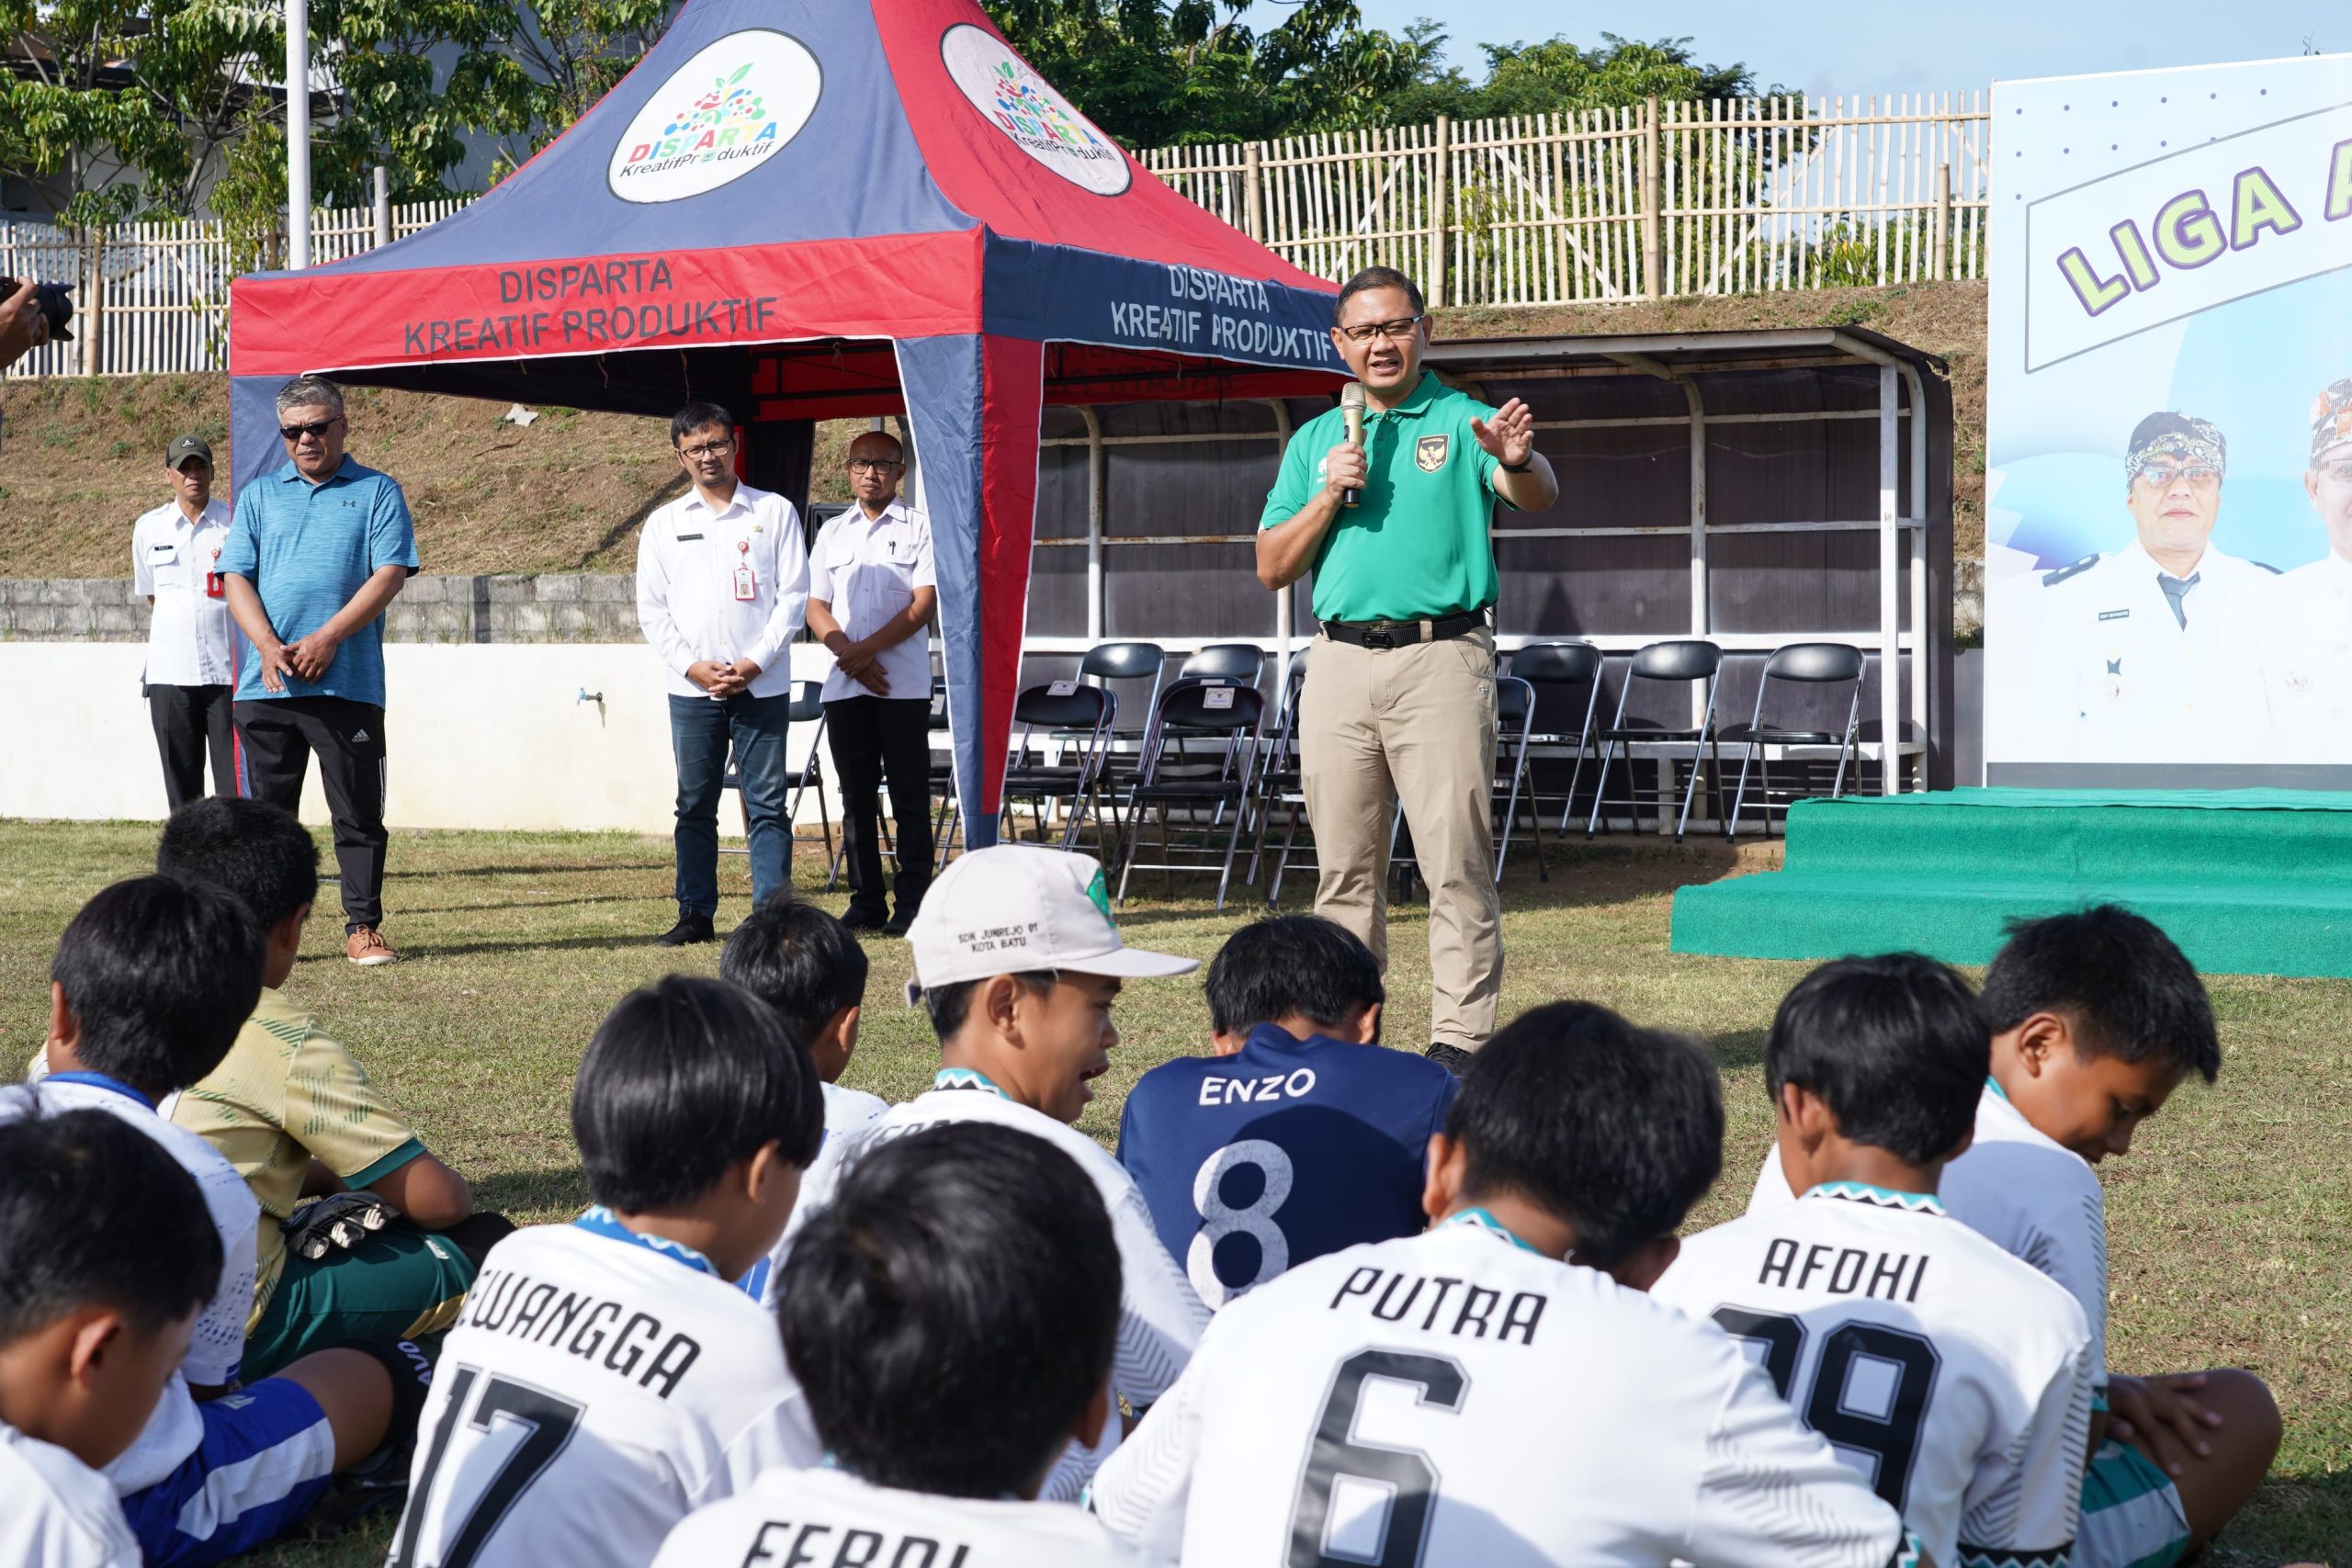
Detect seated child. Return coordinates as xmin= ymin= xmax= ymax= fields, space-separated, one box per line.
xmin=1119 ymin=913 xmax=1456 ymax=1306
xmin=384 ymin=975 xmax=827 ymax=1568
xmin=1747 ymin=908 xmax=2280 ymax=1568
xmin=9 ymin=874 xmax=416 ymax=1568
xmin=154 ymin=796 xmax=508 ymax=1379
xmin=0 ymin=1109 xmax=224 ymax=1568
xmin=719 ymin=893 xmax=888 ymax=1136
xmin=1654 ymin=953 xmax=2096 ymax=1568
xmin=657 ymin=1122 xmax=1158 ymax=1565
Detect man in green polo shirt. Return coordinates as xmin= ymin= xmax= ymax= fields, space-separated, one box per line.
xmin=1258 ymin=265 xmax=1558 ymax=1072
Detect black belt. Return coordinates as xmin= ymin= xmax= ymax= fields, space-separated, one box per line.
xmin=1319 ymin=611 xmax=1486 ymax=650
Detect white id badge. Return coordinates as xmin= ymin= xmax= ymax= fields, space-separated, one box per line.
xmin=732 ymin=565 xmax=757 ymax=602
xmin=1204 ymin=685 xmax=1236 ymax=710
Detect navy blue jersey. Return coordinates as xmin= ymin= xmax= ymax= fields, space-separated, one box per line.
xmin=1116 ymin=1026 xmax=1458 ymax=1308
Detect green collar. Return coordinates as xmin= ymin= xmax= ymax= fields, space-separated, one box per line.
xmin=1984 ymin=1075 xmax=2012 ymax=1102
xmin=1369 ymin=370 xmax=1442 ymax=421
xmin=1442 ymin=1207 xmax=1541 ymax=1253
xmin=933 ymin=1066 xmax=1010 ymax=1100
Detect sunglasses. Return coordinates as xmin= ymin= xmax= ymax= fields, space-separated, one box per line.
xmin=279 ymin=418 xmax=341 ymax=443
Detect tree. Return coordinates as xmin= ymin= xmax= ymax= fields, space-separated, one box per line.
xmin=447 ymin=0 xmax=676 ymax=179
xmin=1381 ymin=28 xmax=1775 ymax=125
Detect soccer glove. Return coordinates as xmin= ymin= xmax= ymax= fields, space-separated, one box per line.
xmin=282 ymin=1191 xmax=395 ymax=1259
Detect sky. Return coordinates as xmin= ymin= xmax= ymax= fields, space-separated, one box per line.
xmin=1243 ymin=0 xmax=2340 ymax=102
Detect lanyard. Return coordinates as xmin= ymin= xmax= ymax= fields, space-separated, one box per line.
xmin=44 ymin=1071 xmax=157 ymax=1111
xmin=933 ymin=1067 xmax=1010 ymax=1100
xmin=571 ymin=1204 xmax=721 ymax=1279
xmin=1441 ymin=1207 xmax=1539 ymax=1253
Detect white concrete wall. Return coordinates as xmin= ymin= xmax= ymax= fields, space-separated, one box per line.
xmin=0 ymin=642 xmax=845 ymax=834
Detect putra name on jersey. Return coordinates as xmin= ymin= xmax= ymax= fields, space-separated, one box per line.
xmin=458 ymin=1266 xmax=703 ymax=1397
xmin=1332 ymin=1267 xmax=1546 ymax=1345
xmin=1759 ymin=1238 xmax=1930 ymax=1303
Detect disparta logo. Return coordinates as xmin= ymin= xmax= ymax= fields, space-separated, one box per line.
xmin=940 ymin=23 xmax=1129 ymax=197
xmin=608 ymin=30 xmax=821 ymax=204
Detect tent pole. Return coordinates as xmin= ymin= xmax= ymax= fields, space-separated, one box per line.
xmin=286 ymin=0 xmax=310 ymax=269
xmin=1269 ymin=400 xmax=1295 ymax=692
xmin=1878 ymin=363 xmax=1900 ymax=795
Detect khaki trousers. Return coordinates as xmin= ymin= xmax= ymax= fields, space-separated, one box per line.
xmin=1300 ymin=627 xmax=1502 ymax=1050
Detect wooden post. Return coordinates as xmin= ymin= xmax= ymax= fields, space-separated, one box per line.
xmin=1548 ymin=114 xmax=1569 ymax=302
xmin=1428 ymin=115 xmax=1449 ymax=310
xmin=1931 ymin=160 xmax=1952 ymax=281
xmin=1640 ymin=95 xmax=1663 ymax=299
xmin=79 ymin=231 xmax=101 ymax=377
xmin=1243 ymin=143 xmax=1264 ymax=242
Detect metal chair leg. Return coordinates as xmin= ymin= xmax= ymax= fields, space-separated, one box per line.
xmin=1728 ymin=742 xmax=1756 ymax=840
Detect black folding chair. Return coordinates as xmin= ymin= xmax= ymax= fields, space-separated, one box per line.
xmin=1178 ymin=642 xmax=1267 ymax=690
xmin=1115 ymin=678 xmax=1267 ymax=912
xmin=1250 ymin=660 xmax=1312 ymax=903
xmin=1492 ymin=673 xmax=1548 ymax=880
xmin=1585 ymin=639 xmax=1725 ymax=844
xmin=724 ymin=679 xmax=831 ymax=868
xmin=1505 ymin=640 xmax=1605 ymax=836
xmin=1724 ymin=642 xmax=1865 ymax=839
xmin=1069 ymin=641 xmax=1165 ymax=784
xmin=1000 ymin=682 xmax=1118 ymax=854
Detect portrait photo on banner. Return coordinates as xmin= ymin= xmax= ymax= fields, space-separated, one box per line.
xmin=1984 ymin=51 xmax=2352 ymax=778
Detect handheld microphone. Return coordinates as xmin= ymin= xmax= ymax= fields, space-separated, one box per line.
xmin=1339 ymin=382 xmax=1366 ymax=510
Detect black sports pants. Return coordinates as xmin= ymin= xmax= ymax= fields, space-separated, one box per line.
xmin=147 ymin=682 xmax=235 ymax=812
xmin=824 ymin=695 xmax=934 ymax=923
xmin=233 ymin=696 xmax=390 ymax=931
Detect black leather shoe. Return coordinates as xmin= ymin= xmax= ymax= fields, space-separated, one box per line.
xmin=884 ymin=911 xmax=917 ymax=937
xmin=1425 ymin=1043 xmax=1475 ymax=1077
xmin=655 ymin=913 xmax=715 ymax=947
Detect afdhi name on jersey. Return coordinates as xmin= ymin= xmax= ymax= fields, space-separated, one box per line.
xmin=456 ymin=1264 xmax=704 ymax=1396
xmin=1655 ymin=1183 xmax=2094 ymax=1568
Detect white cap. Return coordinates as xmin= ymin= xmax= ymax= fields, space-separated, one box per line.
xmin=906 ymin=845 xmax=1198 ymax=993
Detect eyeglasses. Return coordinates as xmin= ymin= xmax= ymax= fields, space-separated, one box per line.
xmin=846 ymin=458 xmax=902 ymax=474
xmin=278 ymin=418 xmax=340 ymax=443
xmin=2317 ymin=460 xmax=2352 ymax=485
xmin=1338 ymin=316 xmax=1425 ymax=344
xmin=679 ymin=439 xmax=734 ymax=460
xmin=2134 ymin=464 xmax=2220 ymax=489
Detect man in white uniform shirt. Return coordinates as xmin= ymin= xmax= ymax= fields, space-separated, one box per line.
xmin=763 ymin=844 xmax=1208 ymax=1500
xmin=808 ymin=429 xmax=937 ymax=934
xmin=636 ymin=401 xmax=810 ymax=946
xmin=2013 ymin=412 xmax=2276 ymax=761
xmin=132 ymin=434 xmax=236 ymax=809
xmin=1090 ymin=1001 xmax=1911 ymax=1568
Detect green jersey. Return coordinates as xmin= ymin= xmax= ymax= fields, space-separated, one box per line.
xmin=1261 ymin=370 xmax=1515 ymax=623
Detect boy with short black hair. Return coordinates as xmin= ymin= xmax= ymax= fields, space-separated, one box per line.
xmin=769 ymin=844 xmax=1207 ymax=1500
xmin=656 ymin=1122 xmax=1157 ymax=1564
xmin=8 ymin=875 xmax=408 ymax=1568
xmin=153 ymin=795 xmax=505 ymax=1379
xmin=386 ymin=976 xmax=827 ymax=1568
xmin=0 ymin=1110 xmax=224 ymax=1567
xmin=1747 ymin=907 xmax=2279 ymax=1568
xmin=1119 ymin=913 xmax=1456 ymax=1307
xmin=1656 ymin=954 xmax=2096 ymax=1568
xmin=719 ymin=893 xmax=887 ymax=1135
xmin=1091 ymin=1000 xmax=1908 ymax=1565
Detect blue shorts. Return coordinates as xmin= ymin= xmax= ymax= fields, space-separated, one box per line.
xmin=119 ymin=1379 xmax=337 ymax=1567
xmin=2076 ymin=1438 xmax=2192 ymax=1568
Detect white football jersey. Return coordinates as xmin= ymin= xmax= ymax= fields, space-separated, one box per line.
xmin=654 ymin=1464 xmax=1161 ymax=1567
xmin=385 ymin=1213 xmax=820 ymax=1568
xmin=766 ymin=1078 xmax=1208 ymax=1501
xmin=1089 ymin=1213 xmax=1905 ymax=1567
xmin=821 ymin=1079 xmax=888 ymax=1138
xmin=1655 ymin=1182 xmax=2095 ymax=1568
xmin=1749 ymin=1083 xmax=2110 ymax=1392
xmin=0 ymin=1078 xmax=258 ymax=1495
xmin=0 ymin=1421 xmax=138 ymax=1568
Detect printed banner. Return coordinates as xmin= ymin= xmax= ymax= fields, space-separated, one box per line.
xmin=1986 ymin=54 xmax=2352 ymax=773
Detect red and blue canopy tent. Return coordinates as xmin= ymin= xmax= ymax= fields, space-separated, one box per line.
xmin=229 ymin=0 xmax=1342 ymax=845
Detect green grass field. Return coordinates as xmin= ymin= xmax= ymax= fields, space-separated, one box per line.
xmin=3 ymin=818 xmax=2346 ymax=1565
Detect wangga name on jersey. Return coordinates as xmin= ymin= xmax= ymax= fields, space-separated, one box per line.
xmin=458 ymin=1265 xmax=702 ymax=1397
xmin=1329 ymin=1263 xmax=1547 ymax=1345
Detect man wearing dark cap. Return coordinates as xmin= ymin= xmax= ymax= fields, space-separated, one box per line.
xmin=132 ymin=434 xmax=236 ymax=809
xmin=2208 ymin=379 xmax=2352 ymax=763
xmin=2017 ymin=411 xmax=2276 ymax=760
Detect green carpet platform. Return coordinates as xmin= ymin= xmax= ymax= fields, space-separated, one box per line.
xmin=1670 ymin=788 xmax=2352 ymax=977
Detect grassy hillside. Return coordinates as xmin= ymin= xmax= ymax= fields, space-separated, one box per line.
xmin=0 ymin=281 xmax=1987 ymax=579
